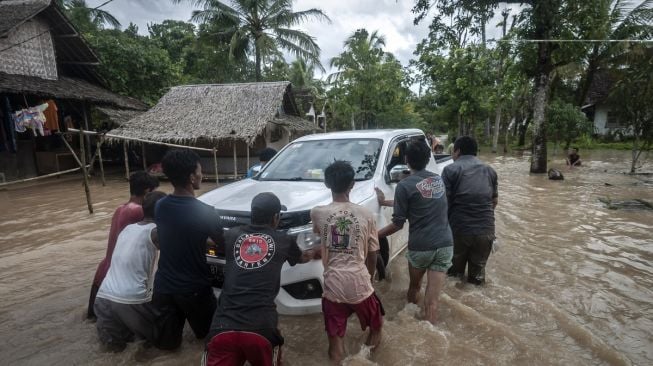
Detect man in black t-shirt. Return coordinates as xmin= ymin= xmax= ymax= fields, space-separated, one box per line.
xmin=152 ymin=150 xmax=224 ymax=350
xmin=204 ymin=192 xmax=317 ymax=366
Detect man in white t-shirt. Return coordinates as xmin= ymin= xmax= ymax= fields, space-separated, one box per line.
xmin=94 ymin=191 xmax=166 ymax=351
xmin=311 ymin=160 xmax=383 ymax=364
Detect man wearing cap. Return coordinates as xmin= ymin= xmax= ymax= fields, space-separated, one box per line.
xmin=204 ymin=192 xmax=318 ymax=366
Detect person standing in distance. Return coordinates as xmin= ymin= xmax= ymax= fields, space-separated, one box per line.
xmin=442 ymin=136 xmax=498 ymax=285
xmin=153 ymin=150 xmax=224 ymax=350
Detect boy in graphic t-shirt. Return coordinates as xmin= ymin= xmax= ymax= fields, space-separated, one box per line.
xmin=310 ymin=160 xmax=383 ymax=365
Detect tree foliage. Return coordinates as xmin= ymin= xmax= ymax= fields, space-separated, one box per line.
xmin=174 ymin=0 xmax=330 ymax=81
xmin=327 ymin=29 xmax=424 ymax=131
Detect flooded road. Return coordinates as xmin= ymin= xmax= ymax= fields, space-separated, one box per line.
xmin=0 ymin=150 xmax=651 ymax=365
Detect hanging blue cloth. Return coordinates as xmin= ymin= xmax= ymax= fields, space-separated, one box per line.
xmin=2 ymin=96 xmax=17 ymax=152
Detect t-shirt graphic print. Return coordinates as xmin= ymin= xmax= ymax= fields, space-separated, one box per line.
xmin=415 ymin=175 xmax=445 ymax=199
xmin=234 ymin=233 xmax=276 ymax=269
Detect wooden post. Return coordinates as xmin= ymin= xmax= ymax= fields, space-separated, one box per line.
xmin=246 ymin=144 xmax=250 ymax=170
xmin=233 ymin=141 xmax=237 ymax=180
xmin=141 ymin=143 xmax=147 ymax=171
xmin=213 ymin=147 xmax=219 ymax=186
xmin=123 ymin=142 xmax=130 ymax=180
xmin=97 ymin=138 xmax=105 ymax=186
xmin=79 ymin=128 xmax=93 ymax=214
xmin=82 ymin=103 xmax=91 ymax=162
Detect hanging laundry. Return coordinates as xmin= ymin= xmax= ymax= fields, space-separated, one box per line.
xmin=43 ymin=99 xmax=59 ymax=131
xmin=14 ymin=103 xmax=48 ymax=136
xmin=2 ymin=96 xmax=17 ymax=152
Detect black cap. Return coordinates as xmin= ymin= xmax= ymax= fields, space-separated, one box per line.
xmin=251 ymin=192 xmax=286 ymax=223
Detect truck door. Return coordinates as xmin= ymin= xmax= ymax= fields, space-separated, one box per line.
xmin=378 ymin=136 xmax=414 ymax=258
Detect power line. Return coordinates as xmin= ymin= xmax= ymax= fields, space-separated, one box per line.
xmin=492 ymin=39 xmax=653 ymax=43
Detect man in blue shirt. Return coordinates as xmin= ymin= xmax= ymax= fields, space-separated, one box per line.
xmin=153 ymin=149 xmax=224 ymax=350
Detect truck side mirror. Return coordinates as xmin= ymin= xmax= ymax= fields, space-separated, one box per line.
xmin=389 ymin=164 xmax=410 ymax=183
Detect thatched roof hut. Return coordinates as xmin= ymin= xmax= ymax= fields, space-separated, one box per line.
xmin=109 ymin=81 xmax=313 ymax=145
xmin=0 ymin=0 xmax=145 ymax=110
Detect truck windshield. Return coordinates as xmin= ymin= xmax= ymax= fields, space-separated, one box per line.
xmin=258 ymin=139 xmax=383 ymax=181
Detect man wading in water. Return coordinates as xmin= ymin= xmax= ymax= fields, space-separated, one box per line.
xmin=152 ymin=150 xmax=224 ymax=350
xmin=311 ymin=161 xmax=384 ymax=365
xmin=377 ymin=140 xmax=453 ymax=325
xmin=204 ymin=192 xmax=318 ymax=366
xmin=87 ymin=171 xmax=159 ymax=320
xmin=442 ymin=136 xmax=498 ymax=285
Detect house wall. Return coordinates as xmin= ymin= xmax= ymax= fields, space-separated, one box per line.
xmin=593 ymin=105 xmax=609 ymax=135
xmin=593 ymin=104 xmax=631 ymax=136
xmin=264 ymin=122 xmax=290 ymax=151
xmin=0 ymin=19 xmax=58 ymax=80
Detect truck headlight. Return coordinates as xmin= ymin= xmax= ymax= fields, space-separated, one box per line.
xmin=287 ymin=224 xmax=321 ymax=251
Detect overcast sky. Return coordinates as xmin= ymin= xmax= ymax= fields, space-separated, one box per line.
xmin=87 ymin=0 xmax=516 ymax=80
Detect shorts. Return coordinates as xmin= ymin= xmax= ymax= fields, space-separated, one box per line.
xmin=321 ymin=293 xmax=384 ymax=338
xmin=203 ymin=331 xmax=282 ymax=366
xmin=94 ymin=297 xmax=159 ymax=349
xmin=151 ymin=286 xmax=217 ymax=350
xmin=405 ymin=246 xmax=453 ymax=272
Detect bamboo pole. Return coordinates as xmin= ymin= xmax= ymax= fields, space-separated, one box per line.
xmin=246 ymin=144 xmax=250 ymax=170
xmin=141 ymin=143 xmax=147 ymax=171
xmin=79 ymin=128 xmax=93 ymax=214
xmin=123 ymin=143 xmax=130 ymax=180
xmin=213 ymin=147 xmax=219 ymax=186
xmin=82 ymin=104 xmax=91 ymax=162
xmin=67 ymin=129 xmax=213 ymax=152
xmin=59 ymin=134 xmax=84 ymax=168
xmin=0 ymin=165 xmax=90 ymax=187
xmin=233 ymin=142 xmax=237 ymax=181
xmin=97 ymin=138 xmax=106 ymax=186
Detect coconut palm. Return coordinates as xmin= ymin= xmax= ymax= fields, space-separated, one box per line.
xmin=328 ymin=29 xmax=386 ymax=83
xmin=175 ymin=0 xmax=330 ymax=81
xmin=576 ymin=0 xmax=653 ymax=106
xmin=57 ymin=0 xmax=121 ymax=30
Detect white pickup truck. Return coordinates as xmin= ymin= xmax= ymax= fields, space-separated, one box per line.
xmin=199 ymin=129 xmax=453 ymax=315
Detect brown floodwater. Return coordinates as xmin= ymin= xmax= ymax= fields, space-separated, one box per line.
xmin=0 ymin=150 xmax=651 ymax=366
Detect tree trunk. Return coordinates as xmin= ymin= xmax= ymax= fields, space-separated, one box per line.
xmin=530 ymin=71 xmax=552 ymax=173
xmin=255 ymin=43 xmax=261 ymax=82
xmin=492 ymin=105 xmax=501 ymax=153
xmin=529 ymin=0 xmax=558 ymax=174
xmin=576 ymin=44 xmax=600 ymax=107
xmin=518 ymin=117 xmax=530 ymax=147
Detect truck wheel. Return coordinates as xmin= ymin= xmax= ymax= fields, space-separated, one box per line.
xmin=376 ymin=238 xmax=390 ymax=281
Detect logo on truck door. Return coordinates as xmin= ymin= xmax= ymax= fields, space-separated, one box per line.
xmin=234 ymin=233 xmax=276 ymax=269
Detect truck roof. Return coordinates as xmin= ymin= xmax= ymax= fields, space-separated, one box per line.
xmin=293 ymin=129 xmax=425 ymax=142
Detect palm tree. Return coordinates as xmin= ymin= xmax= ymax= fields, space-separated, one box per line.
xmin=175 ymin=0 xmax=330 ymax=81
xmin=328 ymin=29 xmax=386 ymax=83
xmin=576 ymin=0 xmax=653 ymax=106
xmin=57 ymin=0 xmax=121 ymax=30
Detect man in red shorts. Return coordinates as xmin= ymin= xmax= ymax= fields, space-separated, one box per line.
xmin=311 ymin=160 xmax=383 ymax=365
xmin=204 ymin=192 xmax=317 ymax=366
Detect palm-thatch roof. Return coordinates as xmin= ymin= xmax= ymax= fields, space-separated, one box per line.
xmin=109 ymin=82 xmax=313 ymax=144
xmin=0 ymin=0 xmax=49 ymax=36
xmin=95 ymin=106 xmax=144 ymax=126
xmin=0 ymin=72 xmax=147 ymax=110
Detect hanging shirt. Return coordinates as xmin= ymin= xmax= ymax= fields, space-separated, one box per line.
xmin=311 ymin=201 xmax=379 ymax=304
xmin=43 ymin=100 xmax=59 ymax=131
xmin=96 ymin=223 xmax=158 ymax=304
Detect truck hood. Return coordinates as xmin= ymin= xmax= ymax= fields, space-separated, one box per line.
xmin=198 ymin=179 xmax=376 ymax=212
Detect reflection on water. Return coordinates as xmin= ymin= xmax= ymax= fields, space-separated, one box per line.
xmin=0 ymin=150 xmax=651 ymax=365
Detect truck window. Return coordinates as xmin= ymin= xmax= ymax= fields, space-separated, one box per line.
xmin=258 ymin=138 xmax=383 ymax=182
